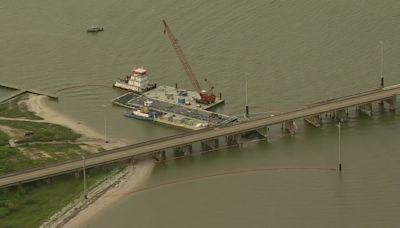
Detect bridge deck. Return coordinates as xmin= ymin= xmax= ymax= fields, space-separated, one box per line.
xmin=1 ymin=85 xmax=400 ymax=188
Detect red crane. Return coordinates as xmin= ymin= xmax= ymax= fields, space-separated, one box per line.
xmin=162 ymin=19 xmax=216 ymax=104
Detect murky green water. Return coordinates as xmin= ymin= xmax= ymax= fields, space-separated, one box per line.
xmin=1 ymin=0 xmax=400 ymax=227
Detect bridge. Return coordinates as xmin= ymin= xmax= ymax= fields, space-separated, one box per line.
xmin=0 ymin=85 xmax=399 ymax=188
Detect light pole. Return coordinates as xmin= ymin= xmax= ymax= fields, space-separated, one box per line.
xmin=244 ymin=72 xmax=249 ymax=118
xmin=337 ymin=121 xmax=342 ymax=172
xmin=82 ymin=154 xmax=88 ymax=199
xmin=380 ymin=41 xmax=384 ymax=88
xmin=103 ymin=104 xmax=108 ymax=143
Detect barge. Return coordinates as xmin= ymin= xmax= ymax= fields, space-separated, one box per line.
xmin=112 ymin=67 xmax=236 ymax=130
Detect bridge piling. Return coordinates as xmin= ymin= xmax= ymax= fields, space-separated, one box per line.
xmin=153 ymin=151 xmax=166 ymax=161
xmin=384 ymin=95 xmax=397 ymax=111
xmin=201 ymin=139 xmax=219 ymax=152
xmin=335 ymin=109 xmax=347 ymax=122
xmin=358 ymin=103 xmax=373 ymax=116
xmin=255 ymin=127 xmax=269 ymax=138
xmin=225 ymin=135 xmax=240 ymax=147
xmin=283 ymin=120 xmax=297 ymax=135
xmin=174 ymin=145 xmax=193 ymax=157
xmin=305 ymin=115 xmax=321 ymax=127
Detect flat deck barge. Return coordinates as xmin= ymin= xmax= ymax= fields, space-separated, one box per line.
xmin=113 ymin=85 xmax=236 ymax=130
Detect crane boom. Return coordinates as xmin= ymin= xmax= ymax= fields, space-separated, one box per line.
xmin=162 ymin=20 xmax=202 ymax=94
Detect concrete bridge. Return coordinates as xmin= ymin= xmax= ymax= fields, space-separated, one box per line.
xmin=0 ymin=85 xmax=399 ymax=188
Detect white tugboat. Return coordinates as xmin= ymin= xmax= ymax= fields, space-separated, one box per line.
xmin=113 ymin=67 xmax=156 ymax=94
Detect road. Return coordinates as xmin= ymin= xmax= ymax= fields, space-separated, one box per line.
xmin=0 ymin=85 xmax=399 ymax=188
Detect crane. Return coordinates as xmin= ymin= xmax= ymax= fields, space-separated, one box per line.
xmin=162 ymin=19 xmax=216 ymax=104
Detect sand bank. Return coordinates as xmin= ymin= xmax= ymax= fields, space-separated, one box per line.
xmin=25 ymin=94 xmax=126 ymax=150
xmin=62 ymin=159 xmax=155 ymax=228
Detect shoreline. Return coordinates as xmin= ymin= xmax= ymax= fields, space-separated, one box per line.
xmin=25 ymin=94 xmax=127 ymax=150
xmin=63 ymin=159 xmax=155 ymax=228
xmin=24 ymin=94 xmax=156 ymax=227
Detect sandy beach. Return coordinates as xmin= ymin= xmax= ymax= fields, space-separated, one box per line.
xmin=24 ymin=94 xmax=156 ymax=227
xmin=25 ymin=94 xmax=126 ymax=150
xmin=63 ymin=159 xmax=155 ymax=228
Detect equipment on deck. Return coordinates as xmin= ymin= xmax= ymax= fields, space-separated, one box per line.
xmin=162 ymin=19 xmax=216 ymax=104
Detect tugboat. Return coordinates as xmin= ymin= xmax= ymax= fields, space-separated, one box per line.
xmin=114 ymin=67 xmax=156 ymax=93
xmin=87 ymin=25 xmax=104 ymax=33
xmin=124 ymin=101 xmax=159 ymax=121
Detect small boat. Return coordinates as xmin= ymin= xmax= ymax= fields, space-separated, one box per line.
xmin=87 ymin=25 xmax=104 ymax=33
xmin=124 ymin=109 xmax=155 ymax=121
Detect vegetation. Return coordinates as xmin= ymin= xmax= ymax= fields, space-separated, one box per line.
xmin=0 ymin=166 xmax=120 ymax=228
xmin=0 ymin=120 xmax=81 ymax=143
xmin=0 ymin=94 xmax=118 ymax=228
xmin=0 ymin=147 xmax=39 ymax=175
xmin=0 ymin=94 xmax=42 ymax=120
xmin=21 ymin=143 xmax=84 ymax=160
xmin=0 ymin=130 xmax=9 ymax=146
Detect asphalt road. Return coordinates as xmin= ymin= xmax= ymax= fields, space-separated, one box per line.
xmin=1 ymin=86 xmax=399 ymax=188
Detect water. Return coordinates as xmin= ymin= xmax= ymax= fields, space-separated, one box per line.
xmin=1 ymin=0 xmax=400 ymax=227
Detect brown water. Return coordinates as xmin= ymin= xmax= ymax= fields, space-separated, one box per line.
xmin=1 ymin=0 xmax=400 ymax=227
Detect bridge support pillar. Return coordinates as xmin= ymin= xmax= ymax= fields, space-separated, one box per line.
xmin=161 ymin=150 xmax=167 ymax=160
xmin=384 ymin=95 xmax=397 ymax=111
xmin=201 ymin=139 xmax=219 ymax=152
xmin=358 ymin=103 xmax=373 ymax=116
xmin=225 ymin=135 xmax=241 ymax=147
xmin=176 ymin=145 xmax=193 ymax=156
xmin=282 ymin=120 xmax=297 ymax=135
xmin=255 ymin=126 xmax=269 ymax=139
xmin=304 ymin=115 xmax=321 ymax=127
xmin=153 ymin=151 xmax=167 ymax=161
xmin=335 ymin=109 xmax=347 ymax=122
xmin=173 ymin=147 xmax=185 ymax=157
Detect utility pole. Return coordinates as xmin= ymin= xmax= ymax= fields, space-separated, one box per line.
xmin=380 ymin=41 xmax=384 ymax=88
xmin=82 ymin=154 xmax=88 ymax=199
xmin=338 ymin=121 xmax=342 ymax=172
xmin=103 ymin=104 xmax=108 ymax=143
xmin=245 ymin=73 xmax=249 ymax=118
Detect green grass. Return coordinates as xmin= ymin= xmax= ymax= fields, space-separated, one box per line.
xmin=0 ymin=144 xmax=87 ymax=175
xmin=0 ymin=120 xmax=81 ymax=143
xmin=0 ymin=144 xmax=89 ymax=175
xmin=0 ymin=147 xmax=40 ymax=175
xmin=22 ymin=143 xmax=84 ymax=160
xmin=0 ymin=94 xmax=42 ymax=120
xmin=0 ymin=130 xmax=9 ymax=146
xmin=0 ymin=166 xmax=122 ymax=228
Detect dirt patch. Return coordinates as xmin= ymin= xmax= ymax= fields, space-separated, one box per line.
xmin=0 ymin=125 xmax=25 ymax=140
xmin=79 ymin=144 xmax=100 ymax=154
xmin=19 ymin=147 xmax=53 ymax=160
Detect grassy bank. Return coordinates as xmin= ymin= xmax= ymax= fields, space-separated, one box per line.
xmin=0 ymin=147 xmax=38 ymax=175
xmin=0 ymin=94 xmax=42 ymax=120
xmin=0 ymin=166 xmax=122 ymax=228
xmin=0 ymin=120 xmax=81 ymax=143
xmin=0 ymin=94 xmax=122 ymax=227
xmin=0 ymin=131 xmax=9 ymax=146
